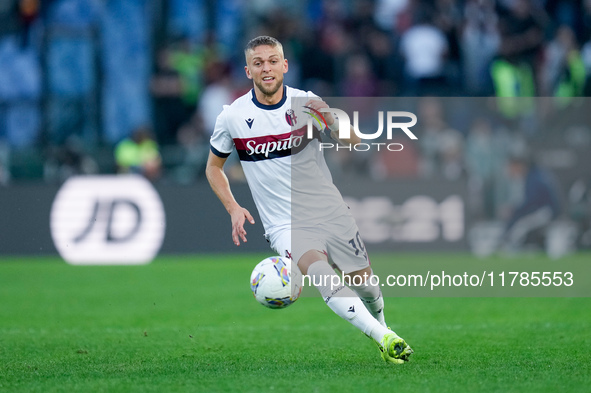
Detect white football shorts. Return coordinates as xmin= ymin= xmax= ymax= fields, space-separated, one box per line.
xmin=265 ymin=214 xmax=370 ymax=274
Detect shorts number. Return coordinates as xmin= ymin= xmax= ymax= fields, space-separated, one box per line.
xmin=348 ymin=231 xmax=367 ymax=260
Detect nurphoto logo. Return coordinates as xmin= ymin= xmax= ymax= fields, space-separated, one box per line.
xmin=305 ymin=107 xmax=418 ymax=151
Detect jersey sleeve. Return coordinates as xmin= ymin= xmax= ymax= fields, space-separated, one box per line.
xmin=210 ymin=106 xmax=234 ymax=158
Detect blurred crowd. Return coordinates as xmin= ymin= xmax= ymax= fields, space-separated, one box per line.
xmin=0 ymin=0 xmax=590 ymax=252
xmin=0 ymin=1 xmax=591 ymax=217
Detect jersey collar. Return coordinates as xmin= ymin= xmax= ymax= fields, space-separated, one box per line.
xmin=251 ymin=85 xmax=287 ymax=110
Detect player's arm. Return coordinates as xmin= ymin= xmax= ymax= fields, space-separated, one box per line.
xmin=205 ymin=151 xmax=255 ymax=246
xmin=329 ymin=123 xmax=360 ymax=146
xmin=304 ymin=99 xmax=361 ymax=145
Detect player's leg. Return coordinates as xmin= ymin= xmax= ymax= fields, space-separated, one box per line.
xmin=298 ymin=250 xmax=391 ymax=342
xmin=298 ymin=250 xmax=411 ymax=363
xmin=344 ymin=266 xmax=413 ymax=363
xmin=345 ymin=265 xmax=387 ymax=327
xmin=323 ymin=220 xmax=388 ymax=328
xmin=324 ymin=219 xmax=413 ymax=363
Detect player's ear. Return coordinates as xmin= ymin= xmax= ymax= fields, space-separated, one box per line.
xmin=245 ymin=65 xmax=252 ymax=80
xmin=283 ymin=59 xmax=288 ymax=74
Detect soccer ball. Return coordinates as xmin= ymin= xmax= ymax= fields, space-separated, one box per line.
xmin=250 ymin=256 xmax=302 ymax=309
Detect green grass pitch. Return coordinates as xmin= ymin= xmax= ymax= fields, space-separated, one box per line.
xmin=0 ymin=253 xmax=590 ymax=392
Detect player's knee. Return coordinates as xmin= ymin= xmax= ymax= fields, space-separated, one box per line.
xmin=297 ymin=249 xmax=328 ymax=275
xmin=345 ymin=266 xmax=373 ymax=285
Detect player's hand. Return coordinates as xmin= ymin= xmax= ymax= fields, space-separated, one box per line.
xmin=304 ymin=99 xmax=335 ymax=127
xmin=229 ymin=206 xmax=255 ymax=246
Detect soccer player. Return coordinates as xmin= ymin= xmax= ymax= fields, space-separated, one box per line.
xmin=205 ymin=36 xmax=413 ymax=364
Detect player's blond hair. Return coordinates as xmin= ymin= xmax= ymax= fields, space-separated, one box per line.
xmin=244 ymin=36 xmax=284 ymax=58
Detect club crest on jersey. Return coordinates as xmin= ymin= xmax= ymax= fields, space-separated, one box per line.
xmin=285 ymin=109 xmax=297 ymax=126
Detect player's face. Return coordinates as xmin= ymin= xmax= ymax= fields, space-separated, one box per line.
xmin=245 ymin=45 xmax=288 ymax=97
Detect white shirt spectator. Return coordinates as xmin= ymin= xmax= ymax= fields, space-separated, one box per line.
xmin=400 ymin=24 xmax=448 ymax=79
xmin=374 ymin=0 xmax=408 ymax=31
xmin=199 ymin=81 xmax=234 ymax=135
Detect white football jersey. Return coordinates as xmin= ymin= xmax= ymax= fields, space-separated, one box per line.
xmin=210 ymin=85 xmax=350 ymax=233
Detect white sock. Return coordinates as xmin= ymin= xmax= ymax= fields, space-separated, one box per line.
xmin=307 ymin=261 xmax=391 ymax=342
xmin=350 ymin=277 xmax=387 ymax=327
